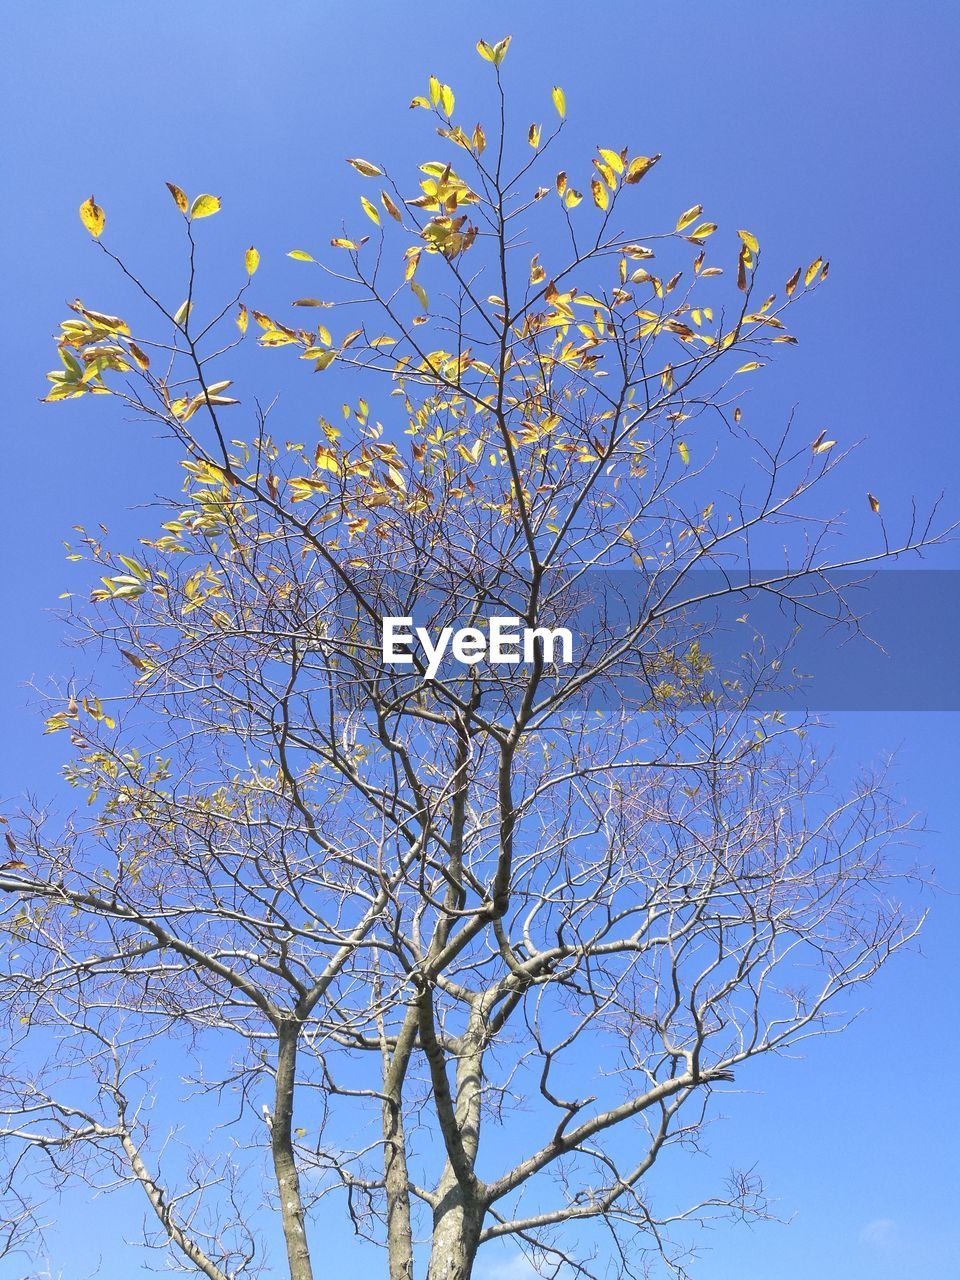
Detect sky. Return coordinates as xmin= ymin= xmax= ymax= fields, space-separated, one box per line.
xmin=2 ymin=2 xmax=960 ymax=1277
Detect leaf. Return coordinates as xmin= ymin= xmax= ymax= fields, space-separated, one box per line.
xmin=165 ymin=182 xmax=188 ymax=213
xmin=346 ymin=157 xmax=383 ymax=177
xmin=288 ymin=249 xmax=315 ymax=262
xmin=245 ymin=246 xmax=260 ymax=276
xmin=528 ymin=123 xmax=542 ymax=148
xmin=237 ymin=303 xmax=248 ymax=334
xmin=315 ymin=448 xmax=339 ymax=473
xmin=565 ymin=189 xmax=583 ymax=209
xmin=677 ymin=441 xmax=690 ymax=466
xmin=410 ymin=280 xmax=428 ymax=311
xmin=738 ymin=229 xmax=760 ymax=255
xmin=805 ymin=257 xmax=823 ymax=287
xmin=478 ymin=35 xmax=511 ymax=65
xmin=737 ymin=245 xmax=750 ymax=292
xmin=736 ymin=361 xmax=763 ymax=373
xmin=551 ymin=85 xmax=566 ymax=119
xmin=591 ymin=178 xmax=609 ymax=212
xmin=330 ymin=238 xmax=359 ymax=250
xmin=440 ymin=84 xmax=455 ymax=116
xmin=868 ymin=492 xmax=881 ymax=514
xmin=811 ymin=429 xmax=836 ymax=455
xmin=624 ymin=154 xmax=660 ymax=184
xmin=687 ymin=221 xmax=717 ymax=240
xmin=675 ymin=203 xmax=703 ymax=232
xmin=785 ymin=266 xmax=802 ymax=297
xmin=128 ymin=340 xmax=150 ymax=370
xmin=381 ymin=190 xmax=402 ymax=222
xmin=189 ymin=194 xmax=221 ymax=219
xmin=598 ymin=148 xmax=624 ymax=174
xmin=360 ymin=195 xmax=380 ymax=225
xmin=79 ymin=195 xmax=105 ymax=238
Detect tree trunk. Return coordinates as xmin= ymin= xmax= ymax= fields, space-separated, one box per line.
xmin=271 ymin=1023 xmax=315 ymax=1280
xmin=426 ymin=1179 xmax=483 ymax=1280
xmin=426 ymin=1018 xmax=484 ymax=1280
xmin=383 ymin=1092 xmax=415 ymax=1280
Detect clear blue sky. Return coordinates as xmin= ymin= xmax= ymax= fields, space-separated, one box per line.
xmin=2 ymin=3 xmax=959 ymax=1277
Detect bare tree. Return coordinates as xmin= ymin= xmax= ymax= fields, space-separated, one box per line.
xmin=0 ymin=37 xmax=943 ymax=1280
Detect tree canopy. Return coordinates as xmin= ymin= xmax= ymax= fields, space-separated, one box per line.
xmin=0 ymin=36 xmax=942 ymax=1280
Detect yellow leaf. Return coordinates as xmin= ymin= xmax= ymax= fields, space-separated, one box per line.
xmin=165 ymin=182 xmax=188 ymax=213
xmin=677 ymin=441 xmax=690 ymax=465
xmin=128 ymin=341 xmax=150 ymax=370
xmin=738 ymin=229 xmax=759 ymax=254
xmin=360 ymin=196 xmax=380 ymax=225
xmin=598 ymin=148 xmax=624 ymax=174
xmin=410 ymin=280 xmax=428 ymax=311
xmin=528 ymin=122 xmax=541 ymax=148
xmin=785 ymin=266 xmax=801 ymax=297
xmin=624 ymin=154 xmax=660 ymax=184
xmin=381 ymin=190 xmax=402 ymax=222
xmin=552 ymin=85 xmax=566 ymax=119
xmin=189 ymin=194 xmax=221 ymax=219
xmin=79 ymin=195 xmax=105 ymax=238
xmin=565 ymin=189 xmax=582 ymax=209
xmin=737 ymin=245 xmax=750 ymax=292
xmin=347 ymin=157 xmax=383 ymax=177
xmin=805 ymin=257 xmax=823 ymax=286
xmin=288 ymin=249 xmax=315 ymax=262
xmin=478 ymin=36 xmax=512 ymax=65
xmin=675 ymin=204 xmax=703 ymax=232
xmin=245 ymin=246 xmax=260 ymax=276
xmin=735 ymin=361 xmax=763 ymax=373
xmin=591 ymin=178 xmax=609 ymax=211
xmin=237 ymin=304 xmax=248 ymax=334
xmin=440 ymin=84 xmax=455 ymax=116
xmin=331 ymin=238 xmax=359 ymax=250
xmin=428 ymin=75 xmax=441 ymax=107
xmin=687 ymin=221 xmax=717 ymax=240
xmin=258 ymin=328 xmax=298 ymax=347
xmin=868 ymin=492 xmax=880 ymax=514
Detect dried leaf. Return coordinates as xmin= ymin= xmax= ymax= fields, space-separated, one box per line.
xmin=79 ymin=195 xmax=105 ymax=238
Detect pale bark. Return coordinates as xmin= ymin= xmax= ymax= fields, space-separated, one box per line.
xmin=426 ymin=1016 xmax=485 ymax=1280
xmin=426 ymin=1184 xmax=483 ymax=1280
xmin=382 ymin=1092 xmax=415 ymax=1280
xmin=271 ymin=1023 xmax=314 ymax=1280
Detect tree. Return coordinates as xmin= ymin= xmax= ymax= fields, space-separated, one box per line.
xmin=0 ymin=36 xmax=942 ymax=1280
